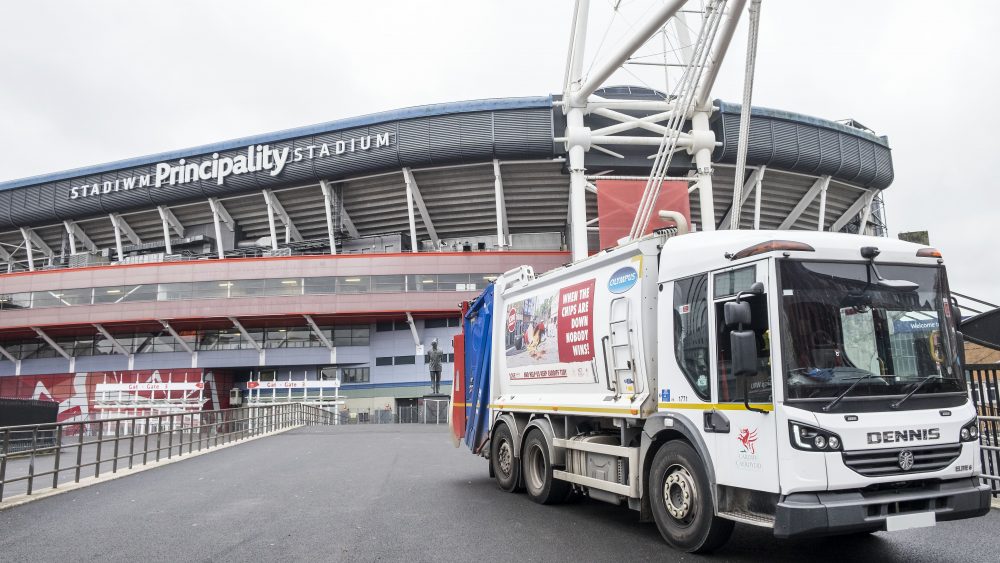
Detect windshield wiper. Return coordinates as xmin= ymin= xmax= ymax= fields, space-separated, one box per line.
xmin=822 ymin=373 xmax=879 ymax=412
xmin=890 ymin=375 xmax=936 ymax=409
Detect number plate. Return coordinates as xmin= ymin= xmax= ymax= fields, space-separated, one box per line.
xmin=885 ymin=511 xmax=936 ymax=532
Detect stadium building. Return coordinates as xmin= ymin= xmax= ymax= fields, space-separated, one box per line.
xmin=0 ymin=86 xmax=893 ymax=421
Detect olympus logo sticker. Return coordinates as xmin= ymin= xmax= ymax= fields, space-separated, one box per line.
xmin=608 ymin=266 xmax=638 ymax=294
xmin=69 ymin=133 xmax=393 ymax=200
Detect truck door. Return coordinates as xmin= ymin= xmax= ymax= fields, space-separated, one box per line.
xmin=708 ymin=261 xmax=780 ymax=493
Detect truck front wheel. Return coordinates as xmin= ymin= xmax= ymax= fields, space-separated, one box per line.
xmin=649 ymin=441 xmax=733 ymax=553
xmin=491 ymin=423 xmax=520 ymax=492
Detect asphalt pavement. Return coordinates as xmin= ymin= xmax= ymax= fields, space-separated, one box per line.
xmin=1 ymin=424 xmax=998 ymax=562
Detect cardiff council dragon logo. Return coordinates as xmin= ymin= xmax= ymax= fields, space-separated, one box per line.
xmin=737 ymin=427 xmax=758 ymax=454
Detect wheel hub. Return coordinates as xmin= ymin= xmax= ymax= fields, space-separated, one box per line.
xmin=663 ymin=465 xmax=696 ymax=521
xmin=498 ymin=441 xmax=512 ymax=476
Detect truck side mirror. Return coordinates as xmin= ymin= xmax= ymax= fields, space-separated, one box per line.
xmin=956 ymin=330 xmax=967 ymax=368
xmin=730 ymin=330 xmax=758 ymax=378
xmin=724 ymin=301 xmax=751 ymax=329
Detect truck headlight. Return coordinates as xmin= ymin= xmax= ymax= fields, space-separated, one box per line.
xmin=960 ymin=419 xmax=980 ymax=442
xmin=789 ymin=421 xmax=843 ymax=452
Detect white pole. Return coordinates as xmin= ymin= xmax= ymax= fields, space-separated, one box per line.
xmin=492 ymin=160 xmax=506 ymax=248
xmin=265 ymin=195 xmax=279 ymax=251
xmin=817 ymin=181 xmax=828 ymax=231
xmin=22 ymin=229 xmax=35 ymax=271
xmin=565 ymin=0 xmax=590 ymax=262
xmin=694 ymin=0 xmax=748 ymax=108
xmin=567 ymin=110 xmax=589 ymax=261
xmin=753 ymin=171 xmax=763 ymax=230
xmin=692 ymin=112 xmax=715 ymax=231
xmin=110 ymin=216 xmax=125 ymax=261
xmin=405 ymin=171 xmax=419 ymax=252
xmin=320 ymin=180 xmax=338 ymax=255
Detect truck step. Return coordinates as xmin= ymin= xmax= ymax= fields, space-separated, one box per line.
xmin=717 ymin=510 xmax=775 ymax=528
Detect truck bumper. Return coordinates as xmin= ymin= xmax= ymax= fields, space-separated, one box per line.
xmin=773 ymin=478 xmax=991 ymax=538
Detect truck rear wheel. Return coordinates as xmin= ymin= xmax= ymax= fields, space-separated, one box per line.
xmin=522 ymin=429 xmax=571 ymax=505
xmin=649 ymin=441 xmax=733 ymax=553
xmin=491 ymin=423 xmax=520 ymax=492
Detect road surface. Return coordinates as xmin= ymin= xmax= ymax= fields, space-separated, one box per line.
xmin=1 ymin=425 xmax=997 ymax=562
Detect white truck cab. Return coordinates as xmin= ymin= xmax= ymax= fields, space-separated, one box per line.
xmin=459 ymin=229 xmax=990 ymax=553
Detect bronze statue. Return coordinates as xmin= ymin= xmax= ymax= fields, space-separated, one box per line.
xmin=427 ymin=339 xmax=444 ymax=394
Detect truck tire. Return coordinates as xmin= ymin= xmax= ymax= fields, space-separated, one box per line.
xmin=522 ymin=429 xmax=571 ymax=505
xmin=649 ymin=441 xmax=733 ymax=553
xmin=491 ymin=423 xmax=520 ymax=492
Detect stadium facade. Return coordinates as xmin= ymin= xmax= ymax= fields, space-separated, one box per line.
xmin=0 ymin=86 xmax=894 ymax=420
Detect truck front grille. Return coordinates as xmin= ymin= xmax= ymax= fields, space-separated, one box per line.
xmin=841 ymin=443 xmax=962 ymax=477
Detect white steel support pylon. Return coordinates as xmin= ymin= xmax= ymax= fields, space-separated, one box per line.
xmin=560 ymin=0 xmax=750 ymax=258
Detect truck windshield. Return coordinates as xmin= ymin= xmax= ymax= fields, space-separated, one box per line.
xmin=778 ymin=260 xmax=963 ymax=401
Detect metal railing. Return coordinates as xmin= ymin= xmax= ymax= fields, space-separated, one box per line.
xmin=345 ymin=403 xmax=450 ymax=425
xmin=0 ymin=403 xmax=335 ymax=502
xmin=967 ymin=364 xmax=1000 ymax=496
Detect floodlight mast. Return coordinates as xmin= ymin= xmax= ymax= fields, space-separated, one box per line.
xmin=560 ymin=0 xmax=747 ymax=261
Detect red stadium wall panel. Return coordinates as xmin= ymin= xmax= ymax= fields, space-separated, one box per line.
xmin=0 ymin=369 xmax=235 ymax=424
xmin=595 ymin=179 xmax=690 ymax=249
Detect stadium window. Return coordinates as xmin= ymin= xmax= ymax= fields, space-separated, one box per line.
xmin=376 ymin=321 xmax=396 ymax=332
xmin=374 ymin=275 xmax=405 ymax=292
xmin=336 ymin=276 xmax=370 ymax=294
xmin=375 ymin=356 xmax=393 ymax=366
xmin=229 ymin=279 xmax=265 ymax=298
xmin=394 ymin=355 xmax=416 ymax=365
xmin=424 ymin=318 xmax=447 ymax=329
xmin=303 ymin=277 xmax=337 ymax=295
xmin=264 ymin=278 xmax=303 ymax=297
xmin=342 ymin=367 xmax=370 ymax=383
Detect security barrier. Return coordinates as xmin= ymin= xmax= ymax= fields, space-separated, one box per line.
xmin=967 ymin=364 xmax=1000 ymax=496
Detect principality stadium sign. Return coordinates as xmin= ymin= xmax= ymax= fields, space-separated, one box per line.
xmin=68 ymin=132 xmax=394 ymax=200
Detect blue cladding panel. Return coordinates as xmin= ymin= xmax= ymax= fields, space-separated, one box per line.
xmin=840 ymin=137 xmax=862 ymax=183
xmin=427 ymin=115 xmax=465 ymax=164
xmin=11 ymin=182 xmax=54 ymax=226
xmin=280 ymin=138 xmax=320 ymax=184
xmin=711 ymin=100 xmax=894 ymax=190
xmin=459 ymin=112 xmax=494 ymax=161
xmin=0 ymin=190 xmax=14 ymax=229
xmin=493 ymin=109 xmax=553 ymax=158
xmin=795 ymin=127 xmax=821 ymax=173
xmin=396 ymin=119 xmax=433 ymax=167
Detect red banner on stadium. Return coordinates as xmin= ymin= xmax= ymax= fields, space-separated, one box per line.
xmin=596 ymin=179 xmax=690 ymax=249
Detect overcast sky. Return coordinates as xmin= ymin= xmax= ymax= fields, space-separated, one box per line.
xmin=1 ymin=1 xmax=997 ymax=308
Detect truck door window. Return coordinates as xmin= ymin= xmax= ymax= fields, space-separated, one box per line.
xmin=714 ymin=269 xmax=772 ymax=403
xmin=673 ymin=274 xmax=711 ymax=400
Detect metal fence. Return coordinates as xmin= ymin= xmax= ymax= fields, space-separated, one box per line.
xmin=0 ymin=403 xmax=335 ymax=502
xmin=967 ymin=364 xmax=1000 ymax=496
xmin=342 ymin=402 xmax=450 ymax=425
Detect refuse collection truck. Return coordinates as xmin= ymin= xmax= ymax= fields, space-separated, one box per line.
xmin=452 ymin=228 xmax=990 ymax=553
